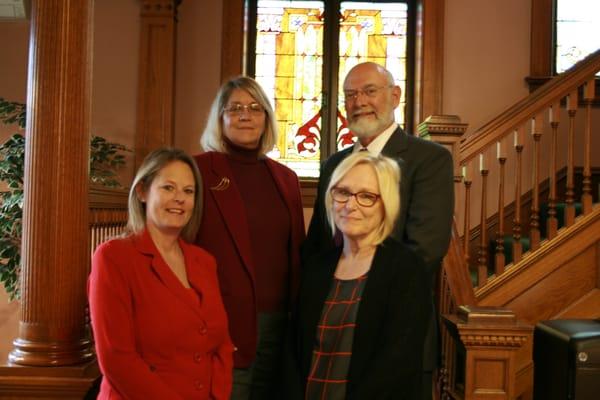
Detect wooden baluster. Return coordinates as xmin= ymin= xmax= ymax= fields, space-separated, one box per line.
xmin=513 ymin=129 xmax=524 ymax=263
xmin=478 ymin=154 xmax=489 ymax=286
xmin=565 ymin=91 xmax=577 ymax=226
xmin=462 ymin=166 xmax=472 ymax=268
xmin=530 ymin=116 xmax=542 ymax=250
xmin=547 ymin=104 xmax=560 ymax=239
xmin=582 ymin=79 xmax=595 ymax=214
xmin=495 ymin=142 xmax=506 ymax=274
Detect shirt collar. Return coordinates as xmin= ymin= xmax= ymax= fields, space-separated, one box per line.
xmin=352 ymin=122 xmax=398 ymax=155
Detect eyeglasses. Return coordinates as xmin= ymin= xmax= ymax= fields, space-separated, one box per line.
xmin=223 ymin=102 xmax=265 ymax=116
xmin=343 ymin=85 xmax=393 ymax=101
xmin=331 ymin=187 xmax=381 ymax=207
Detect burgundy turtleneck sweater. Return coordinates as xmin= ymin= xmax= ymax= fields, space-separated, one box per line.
xmin=225 ymin=140 xmax=291 ymax=313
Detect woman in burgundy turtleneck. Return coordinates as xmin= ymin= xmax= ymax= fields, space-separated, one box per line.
xmin=194 ymin=76 xmax=305 ymax=399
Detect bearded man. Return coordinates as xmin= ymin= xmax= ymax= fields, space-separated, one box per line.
xmin=302 ymin=62 xmax=454 ymax=400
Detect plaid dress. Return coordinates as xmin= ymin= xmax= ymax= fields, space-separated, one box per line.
xmin=305 ymin=274 xmax=368 ymax=400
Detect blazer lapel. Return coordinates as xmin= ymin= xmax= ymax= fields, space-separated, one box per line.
xmin=205 ymin=153 xmax=256 ymax=282
xmin=300 ymin=248 xmax=341 ymax=373
xmin=381 ymin=127 xmax=409 ymax=159
xmin=264 ymin=158 xmax=296 ymax=225
xmin=133 ymin=231 xmax=203 ymax=318
xmin=348 ymin=244 xmax=391 ymax=382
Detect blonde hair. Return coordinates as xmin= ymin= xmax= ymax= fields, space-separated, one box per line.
xmin=325 ymin=152 xmax=401 ymax=245
xmin=200 ymin=76 xmax=277 ymax=156
xmin=126 ymin=148 xmax=203 ymax=242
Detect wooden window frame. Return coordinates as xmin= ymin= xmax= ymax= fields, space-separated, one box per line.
xmin=528 ymin=0 xmax=600 ymax=93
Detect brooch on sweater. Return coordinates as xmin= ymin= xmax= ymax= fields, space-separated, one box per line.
xmin=210 ymin=177 xmax=230 ymax=191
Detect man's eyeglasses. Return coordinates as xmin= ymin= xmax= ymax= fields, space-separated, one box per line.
xmin=223 ymin=102 xmax=265 ymax=116
xmin=343 ymin=85 xmax=393 ymax=101
xmin=330 ymin=187 xmax=381 ymax=207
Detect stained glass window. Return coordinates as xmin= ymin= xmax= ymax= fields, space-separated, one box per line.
xmin=337 ymin=2 xmax=408 ymax=151
xmin=254 ymin=1 xmax=411 ymax=178
xmin=555 ymin=0 xmax=600 ymax=75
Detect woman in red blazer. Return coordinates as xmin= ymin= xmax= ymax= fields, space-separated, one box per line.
xmin=195 ymin=76 xmax=305 ymax=399
xmin=89 ymin=148 xmax=233 ymax=400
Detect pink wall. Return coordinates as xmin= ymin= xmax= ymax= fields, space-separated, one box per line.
xmin=0 ymin=21 xmax=28 ymax=142
xmin=91 ymin=0 xmax=140 ymax=185
xmin=443 ymin=0 xmax=531 ymax=134
xmin=174 ymin=0 xmax=223 ymax=155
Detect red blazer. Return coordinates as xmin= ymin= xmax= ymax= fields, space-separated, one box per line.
xmin=194 ymin=151 xmax=305 ymax=367
xmin=88 ymin=230 xmax=233 ymax=400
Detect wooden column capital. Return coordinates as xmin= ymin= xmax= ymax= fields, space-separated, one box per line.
xmin=443 ymin=306 xmax=533 ymax=400
xmin=140 ymin=0 xmax=179 ymax=17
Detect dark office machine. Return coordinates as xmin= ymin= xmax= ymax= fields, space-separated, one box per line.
xmin=534 ymin=319 xmax=600 ymax=400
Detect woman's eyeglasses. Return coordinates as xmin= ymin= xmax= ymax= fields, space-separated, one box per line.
xmin=330 ymin=187 xmax=380 ymax=207
xmin=223 ymin=102 xmax=265 ymax=116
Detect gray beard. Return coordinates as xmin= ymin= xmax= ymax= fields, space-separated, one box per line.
xmin=348 ymin=118 xmax=388 ymax=140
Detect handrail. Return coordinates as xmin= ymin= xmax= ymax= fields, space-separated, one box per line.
xmin=442 ymin=221 xmax=477 ymax=306
xmin=459 ymin=48 xmax=600 ymax=164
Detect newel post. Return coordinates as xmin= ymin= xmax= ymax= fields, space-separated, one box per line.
xmin=443 ymin=306 xmax=534 ymax=400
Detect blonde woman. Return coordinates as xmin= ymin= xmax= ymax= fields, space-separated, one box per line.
xmin=287 ymin=152 xmax=431 ymax=399
xmin=195 ymin=76 xmax=305 ymax=398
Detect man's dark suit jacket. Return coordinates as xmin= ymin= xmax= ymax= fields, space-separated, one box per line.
xmin=303 ymin=126 xmax=454 ymax=377
xmin=286 ymin=238 xmax=432 ymax=399
xmin=304 ymin=126 xmax=454 ymax=274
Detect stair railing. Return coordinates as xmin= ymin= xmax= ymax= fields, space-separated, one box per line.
xmin=456 ymin=49 xmax=600 ymax=289
xmin=434 ymin=48 xmax=600 ymax=400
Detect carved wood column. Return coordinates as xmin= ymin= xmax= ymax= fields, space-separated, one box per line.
xmin=443 ymin=306 xmax=534 ymax=400
xmin=0 ymin=2 xmax=104 ymax=395
xmin=7 ymin=0 xmax=93 ymax=368
xmin=136 ymin=0 xmax=179 ymax=166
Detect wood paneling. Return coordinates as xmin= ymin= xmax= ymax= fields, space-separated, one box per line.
xmin=529 ymin=0 xmax=554 ymax=78
xmin=415 ymin=0 xmax=445 ymax=127
xmin=554 ymin=288 xmax=600 ymax=319
xmin=506 ymin=246 xmax=597 ymax=323
xmin=220 ymin=0 xmax=245 ymax=81
xmin=476 ymin=207 xmax=600 ymax=319
xmin=135 ymin=0 xmax=178 ymax=166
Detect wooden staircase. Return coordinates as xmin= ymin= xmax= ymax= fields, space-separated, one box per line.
xmin=436 ymin=49 xmax=600 ymax=400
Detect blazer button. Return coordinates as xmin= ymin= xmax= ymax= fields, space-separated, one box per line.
xmin=148 ymin=364 xmax=156 ymax=372
xmin=199 ymin=326 xmax=208 ymax=335
xmin=194 ymin=380 xmax=204 ymax=390
xmin=194 ymin=352 xmax=203 ymax=362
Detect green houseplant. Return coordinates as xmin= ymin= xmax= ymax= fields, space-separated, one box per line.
xmin=0 ymin=97 xmax=130 ymax=300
